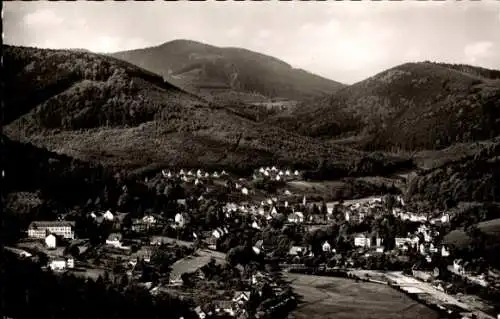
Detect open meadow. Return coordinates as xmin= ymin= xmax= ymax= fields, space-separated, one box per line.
xmin=285 ymin=273 xmax=439 ymax=319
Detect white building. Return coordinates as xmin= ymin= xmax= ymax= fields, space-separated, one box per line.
xmin=322 ymin=241 xmax=331 ymax=252
xmin=49 ymin=259 xmax=67 ymax=271
xmin=354 ymin=234 xmax=371 ymax=248
xmin=106 ymin=233 xmax=123 ymax=248
xmin=28 ymin=221 xmax=75 ymax=240
xmin=288 ymin=212 xmax=304 ymax=224
xmin=66 ymin=258 xmax=74 ymax=269
xmin=45 ymin=234 xmax=57 ymax=249
xmin=241 ymin=187 xmax=249 ymax=195
xmin=103 ymin=210 xmax=114 ymax=221
xmin=441 ymin=245 xmax=450 ymax=257
xmin=174 ymin=213 xmax=185 ymax=228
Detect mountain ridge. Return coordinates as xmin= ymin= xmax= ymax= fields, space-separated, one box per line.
xmin=110 ymin=39 xmax=345 ymax=101
xmin=267 ymin=61 xmax=500 ymax=151
xmin=5 ymin=44 xmax=408 ymax=177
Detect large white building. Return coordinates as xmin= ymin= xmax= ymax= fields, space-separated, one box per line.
xmin=28 ymin=221 xmax=75 ymax=239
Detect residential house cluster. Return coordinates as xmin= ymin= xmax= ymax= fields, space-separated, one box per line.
xmin=253 ymin=166 xmax=301 ymax=181
xmin=353 ymin=234 xmax=385 ymax=253
xmin=161 ymin=168 xmax=229 ymax=181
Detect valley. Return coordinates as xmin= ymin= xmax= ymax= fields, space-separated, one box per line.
xmin=2 ymin=23 xmax=500 ymax=319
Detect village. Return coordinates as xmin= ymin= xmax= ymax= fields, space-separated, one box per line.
xmin=6 ymin=166 xmax=500 ymax=319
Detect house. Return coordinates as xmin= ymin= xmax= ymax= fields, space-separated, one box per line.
xmin=103 ymin=210 xmax=114 ymax=221
xmin=179 ymin=169 xmax=185 ymax=175
xmin=289 ymin=246 xmax=307 ymax=256
xmin=284 ymin=190 xmax=292 ymax=196
xmin=241 ymin=187 xmax=249 ymax=195
xmin=412 ymin=269 xmax=433 ymax=282
xmin=212 ymin=229 xmax=223 ymax=239
xmin=441 ymin=245 xmax=450 ymax=257
xmin=136 ymin=246 xmax=153 ymax=263
xmin=453 ymin=259 xmax=465 ymax=275
xmin=294 ymin=170 xmax=299 ymax=176
xmin=395 ymin=236 xmax=419 ymax=249
xmin=28 ymin=221 xmax=75 ymax=239
xmin=187 ymin=170 xmax=194 ymax=176
xmin=287 ymin=212 xmax=304 ymax=224
xmin=322 ymin=241 xmax=331 ymax=252
xmin=194 ymin=306 xmax=207 ymax=319
xmin=374 ymin=237 xmax=385 ymax=252
xmin=354 ymin=234 xmax=371 ymax=248
xmin=48 ymin=258 xmax=67 ymax=271
xmin=177 ymin=199 xmax=187 ymax=207
xmin=174 ymin=213 xmax=186 ymax=228
xmin=212 ymin=171 xmax=220 ymax=178
xmin=285 ymin=170 xmax=291 ymax=176
xmin=269 ymin=206 xmax=278 ymax=217
xmin=214 ymin=300 xmax=236 ymax=316
xmin=271 ymin=166 xmax=277 ymax=172
xmin=251 ymin=221 xmax=261 ymax=230
xmin=106 ymin=233 xmax=123 ymax=248
xmin=148 ymin=214 xmax=160 ymax=223
xmin=441 ymin=213 xmax=450 ymax=224
xmin=275 ymin=175 xmax=281 ymax=181
xmin=45 ymin=234 xmax=57 ymax=249
xmin=233 ymin=291 xmax=251 ymax=304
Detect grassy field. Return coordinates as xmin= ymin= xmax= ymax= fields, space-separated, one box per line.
xmin=285 ymin=273 xmax=439 ymax=319
xmin=170 ymin=249 xmax=226 ymax=281
xmin=444 ymin=218 xmax=500 ymax=249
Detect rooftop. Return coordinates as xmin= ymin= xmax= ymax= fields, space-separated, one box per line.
xmin=29 ymin=221 xmax=76 ymax=228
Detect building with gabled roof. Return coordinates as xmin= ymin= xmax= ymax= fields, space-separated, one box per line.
xmin=28 ymin=221 xmax=75 ymax=239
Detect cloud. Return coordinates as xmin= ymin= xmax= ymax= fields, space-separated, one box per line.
xmin=464 ymin=41 xmax=494 ymax=63
xmin=23 ymin=9 xmax=64 ymax=26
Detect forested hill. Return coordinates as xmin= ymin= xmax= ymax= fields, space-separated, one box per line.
xmin=4 ymin=45 xmax=391 ymax=176
xmin=110 ymin=39 xmax=345 ymax=101
xmin=268 ymin=62 xmax=500 ymax=151
xmin=405 ymin=137 xmax=500 ymax=209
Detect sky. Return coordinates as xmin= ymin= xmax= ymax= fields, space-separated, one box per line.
xmin=4 ymin=1 xmax=500 ymax=84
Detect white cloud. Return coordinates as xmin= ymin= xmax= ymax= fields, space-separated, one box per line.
xmin=24 ymin=9 xmax=64 ymax=26
xmin=464 ymin=41 xmax=494 ymax=63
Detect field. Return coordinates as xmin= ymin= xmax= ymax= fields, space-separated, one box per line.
xmin=285 ymin=273 xmax=439 ymax=319
xmin=170 ymin=249 xmax=226 ymax=281
xmin=444 ymin=218 xmax=500 ymax=249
